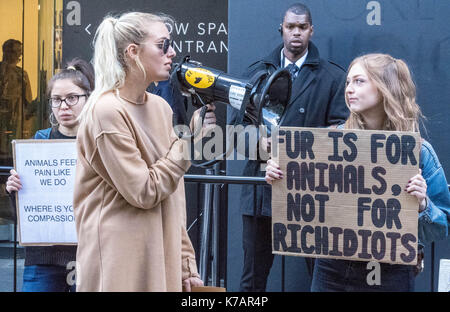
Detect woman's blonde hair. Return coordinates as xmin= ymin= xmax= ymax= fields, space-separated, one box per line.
xmin=78 ymin=12 xmax=173 ymax=123
xmin=344 ymin=53 xmax=423 ymax=132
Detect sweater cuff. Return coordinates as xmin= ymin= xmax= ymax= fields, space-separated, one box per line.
xmin=182 ymin=257 xmax=200 ymax=281
xmin=418 ymin=196 xmax=433 ymax=224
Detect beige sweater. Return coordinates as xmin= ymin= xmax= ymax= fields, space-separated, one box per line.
xmin=73 ymin=91 xmax=199 ymax=291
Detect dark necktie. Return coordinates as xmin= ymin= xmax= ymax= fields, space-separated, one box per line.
xmin=286 ymin=63 xmax=299 ymax=80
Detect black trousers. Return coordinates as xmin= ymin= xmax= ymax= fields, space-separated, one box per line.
xmin=239 ymin=215 xmax=274 ymax=292
xmin=239 ymin=215 xmax=315 ymax=292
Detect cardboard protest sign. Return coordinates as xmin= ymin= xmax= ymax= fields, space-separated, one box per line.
xmin=12 ymin=140 xmax=77 ymax=245
xmin=271 ymin=127 xmax=421 ymax=265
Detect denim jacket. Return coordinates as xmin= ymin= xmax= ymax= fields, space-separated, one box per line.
xmin=330 ymin=125 xmax=449 ymax=246
xmin=418 ymin=140 xmax=450 ymax=245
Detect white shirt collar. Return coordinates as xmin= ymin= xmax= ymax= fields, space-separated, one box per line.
xmin=281 ymin=49 xmax=308 ymax=69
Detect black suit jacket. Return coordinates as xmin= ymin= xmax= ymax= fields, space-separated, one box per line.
xmin=147 ymin=79 xmax=188 ymax=126
xmin=230 ymin=41 xmax=349 ymax=216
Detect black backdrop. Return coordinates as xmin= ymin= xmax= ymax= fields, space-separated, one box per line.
xmin=62 ymin=0 xmax=228 ymax=70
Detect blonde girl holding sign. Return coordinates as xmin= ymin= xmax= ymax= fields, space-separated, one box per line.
xmin=265 ymin=53 xmax=450 ymax=291
xmin=6 ymin=58 xmax=94 ymax=292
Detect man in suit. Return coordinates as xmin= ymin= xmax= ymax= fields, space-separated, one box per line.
xmin=230 ymin=3 xmax=349 ymax=291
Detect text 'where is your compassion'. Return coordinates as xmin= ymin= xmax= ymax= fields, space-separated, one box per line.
xmin=271 ymin=127 xmax=421 ymax=265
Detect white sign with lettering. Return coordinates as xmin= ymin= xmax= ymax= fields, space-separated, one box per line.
xmin=13 ymin=140 xmax=77 ymax=245
xmin=438 ymin=259 xmax=450 ymax=292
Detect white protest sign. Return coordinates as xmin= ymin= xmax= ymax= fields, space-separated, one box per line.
xmin=13 ymin=139 xmax=77 ymax=245
xmin=438 ymin=259 xmax=450 ymax=292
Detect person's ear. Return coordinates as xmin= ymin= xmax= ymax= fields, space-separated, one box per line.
xmin=125 ymin=43 xmax=139 ymax=60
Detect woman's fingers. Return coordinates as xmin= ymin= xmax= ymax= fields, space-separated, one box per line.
xmin=182 ymin=277 xmax=204 ymax=292
xmin=206 ymin=103 xmax=216 ymax=111
xmin=268 ymin=166 xmax=283 ymax=177
xmin=405 ymin=174 xmax=427 ymax=212
xmin=202 ymin=104 xmax=217 ymax=129
xmin=405 ymin=184 xmax=426 ymax=195
xmin=267 ymin=159 xmax=279 ymax=168
xmin=266 ymin=169 xmax=283 ymax=179
xmin=265 ymin=160 xmax=283 ymax=184
xmin=409 ymin=174 xmax=425 ymax=184
xmin=6 ymin=170 xmax=22 ymax=193
xmin=203 ymin=113 xmax=216 ymax=125
xmin=182 ymin=279 xmax=191 ymax=292
xmin=406 ymin=177 xmax=427 ymax=194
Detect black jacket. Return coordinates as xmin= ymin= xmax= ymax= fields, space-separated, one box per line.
xmin=147 ymin=79 xmax=188 ymax=126
xmin=232 ymin=41 xmax=349 ymax=216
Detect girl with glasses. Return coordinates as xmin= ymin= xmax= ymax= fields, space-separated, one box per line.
xmin=73 ymin=12 xmax=212 ymax=292
xmin=6 ymin=58 xmax=94 ymax=292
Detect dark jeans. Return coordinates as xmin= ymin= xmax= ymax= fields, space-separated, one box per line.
xmin=311 ymin=258 xmax=415 ymax=292
xmin=22 ymin=265 xmax=76 ymax=292
xmin=239 ymin=215 xmax=315 ymax=291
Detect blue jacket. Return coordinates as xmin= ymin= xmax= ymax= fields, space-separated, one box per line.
xmin=331 ymin=125 xmax=449 ymax=245
xmin=330 ymin=125 xmax=450 ymax=245
xmin=418 ymin=140 xmax=450 ymax=244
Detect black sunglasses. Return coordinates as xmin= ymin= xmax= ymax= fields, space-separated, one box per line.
xmin=156 ymin=38 xmax=173 ymax=54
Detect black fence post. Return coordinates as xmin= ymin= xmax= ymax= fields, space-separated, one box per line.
xmin=14 ymin=219 xmax=17 ymax=292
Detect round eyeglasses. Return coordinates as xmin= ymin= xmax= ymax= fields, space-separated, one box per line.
xmin=49 ymin=94 xmax=87 ymax=108
xmin=156 ymin=38 xmax=173 ymax=54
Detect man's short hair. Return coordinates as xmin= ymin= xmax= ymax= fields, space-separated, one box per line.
xmin=2 ymin=39 xmax=21 ymax=53
xmin=283 ymin=3 xmax=312 ymax=25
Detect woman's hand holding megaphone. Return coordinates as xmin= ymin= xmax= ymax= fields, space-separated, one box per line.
xmin=202 ymin=103 xmax=217 ymax=130
xmin=190 ymin=103 xmax=216 ymax=137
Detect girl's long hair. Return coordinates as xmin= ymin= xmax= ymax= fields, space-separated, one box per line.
xmin=344 ymin=53 xmax=423 ymax=132
xmin=78 ymin=12 xmax=172 ymax=124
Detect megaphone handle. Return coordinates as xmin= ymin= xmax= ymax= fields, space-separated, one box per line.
xmin=188 ymin=93 xmax=207 ymax=138
xmin=193 ymin=92 xmax=209 ymax=119
xmin=199 ymin=104 xmax=208 ymax=124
